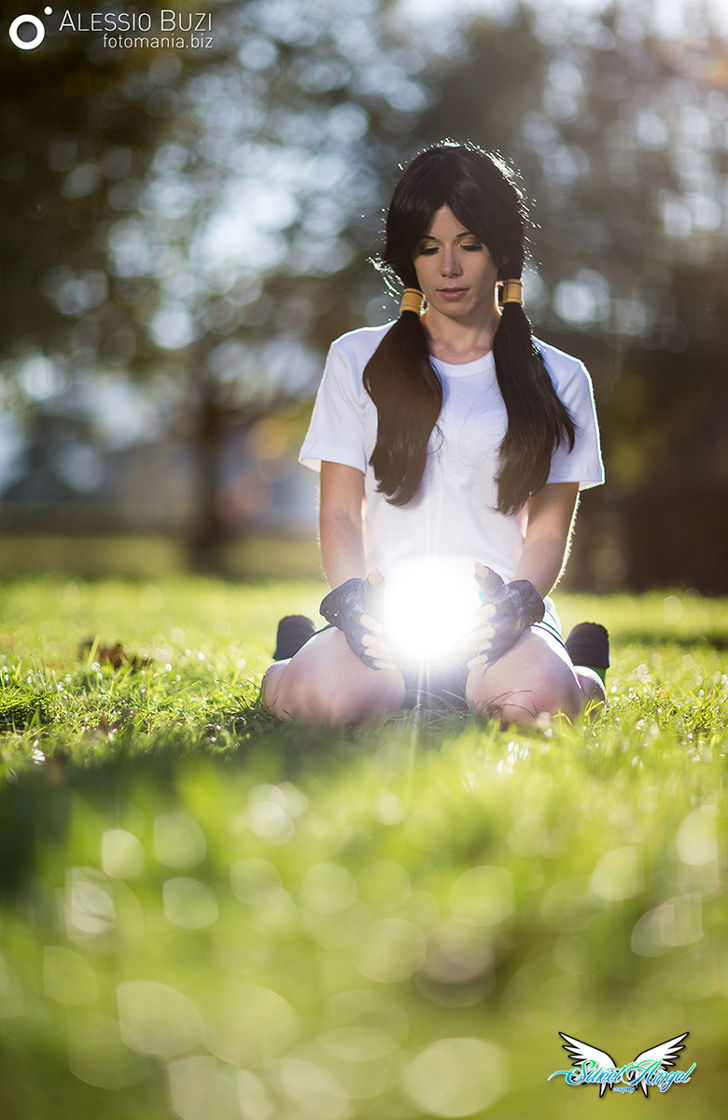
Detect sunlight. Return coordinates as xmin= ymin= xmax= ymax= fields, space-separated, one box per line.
xmin=382 ymin=558 xmax=480 ymax=669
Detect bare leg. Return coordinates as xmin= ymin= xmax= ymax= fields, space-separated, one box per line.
xmin=466 ymin=628 xmax=600 ymax=728
xmin=262 ymin=627 xmax=406 ymax=727
xmin=574 ymin=666 xmax=606 ymax=708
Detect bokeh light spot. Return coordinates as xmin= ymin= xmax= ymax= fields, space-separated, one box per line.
xmin=449 ymin=865 xmax=514 ymax=927
xmin=163 ymin=877 xmax=219 ymax=930
xmin=354 ymin=918 xmax=426 ymax=983
xmin=300 ymin=862 xmax=357 ymax=915
xmin=117 ymin=981 xmax=206 ymax=1058
xmin=677 ymin=804 xmax=718 ymax=866
xmin=402 ymin=1037 xmax=508 ymax=1117
xmin=153 ymin=812 xmax=207 ymax=869
xmin=43 ymin=945 xmax=98 ymax=1005
xmin=102 ymin=828 xmax=145 ymax=879
xmin=591 ymin=846 xmax=643 ymax=901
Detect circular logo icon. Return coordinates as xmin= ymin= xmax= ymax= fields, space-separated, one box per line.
xmin=9 ymin=10 xmax=50 ymax=51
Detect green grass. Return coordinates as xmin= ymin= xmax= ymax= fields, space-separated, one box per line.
xmin=0 ymin=576 xmax=726 ymax=1119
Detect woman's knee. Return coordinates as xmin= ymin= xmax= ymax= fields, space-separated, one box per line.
xmin=263 ymin=656 xmax=338 ymax=724
xmin=466 ymin=642 xmax=583 ymax=726
xmin=262 ymin=636 xmax=406 ymax=726
xmin=261 ymin=660 xmax=286 ymax=713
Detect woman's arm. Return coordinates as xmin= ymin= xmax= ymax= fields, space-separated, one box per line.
xmin=515 ymin=481 xmax=580 ymax=598
xmin=319 ymin=461 xmax=367 ymax=588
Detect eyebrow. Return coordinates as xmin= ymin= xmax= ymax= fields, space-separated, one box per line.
xmin=419 ymin=231 xmax=477 ymax=242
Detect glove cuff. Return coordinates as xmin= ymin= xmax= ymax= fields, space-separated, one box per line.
xmin=509 ymin=580 xmax=545 ymax=626
xmin=319 ymin=578 xmax=365 ymax=628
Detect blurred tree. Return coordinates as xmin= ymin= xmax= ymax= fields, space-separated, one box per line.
xmin=1 ymin=0 xmax=433 ymax=566
xmin=408 ymin=0 xmax=728 ymax=589
xmin=2 ymin=0 xmax=727 ymax=586
xmin=0 ymin=4 xmax=174 ymax=372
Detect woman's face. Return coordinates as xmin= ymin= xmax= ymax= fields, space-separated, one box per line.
xmin=412 ymin=204 xmax=500 ymax=322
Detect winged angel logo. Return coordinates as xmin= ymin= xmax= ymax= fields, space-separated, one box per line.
xmin=547 ymin=1031 xmax=695 ymax=1096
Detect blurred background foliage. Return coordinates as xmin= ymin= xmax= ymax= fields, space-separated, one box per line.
xmin=1 ymin=0 xmax=727 ymax=586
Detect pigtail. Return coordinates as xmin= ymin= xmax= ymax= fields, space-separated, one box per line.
xmin=363 ymin=302 xmax=441 ymax=506
xmin=493 ymin=279 xmax=575 ymax=514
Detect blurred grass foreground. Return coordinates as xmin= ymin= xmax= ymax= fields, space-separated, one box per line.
xmin=0 ymin=575 xmax=726 ymax=1119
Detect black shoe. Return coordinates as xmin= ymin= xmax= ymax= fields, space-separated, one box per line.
xmin=273 ymin=615 xmax=316 ymax=660
xmin=565 ymin=622 xmax=610 ymax=677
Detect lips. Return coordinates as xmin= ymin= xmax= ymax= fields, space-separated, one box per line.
xmin=438 ymin=287 xmax=468 ymax=300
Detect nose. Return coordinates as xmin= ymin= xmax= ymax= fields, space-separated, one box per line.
xmin=440 ymin=247 xmax=463 ymax=277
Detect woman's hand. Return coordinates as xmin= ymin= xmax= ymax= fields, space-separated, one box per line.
xmin=319 ymin=570 xmax=396 ymax=672
xmin=465 ymin=562 xmax=545 ymax=669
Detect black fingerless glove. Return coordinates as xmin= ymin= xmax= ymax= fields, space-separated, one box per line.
xmin=475 ymin=566 xmax=545 ymax=663
xmin=319 ymin=577 xmax=383 ymax=670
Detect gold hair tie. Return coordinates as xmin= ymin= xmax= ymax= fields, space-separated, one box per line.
xmin=400 ymin=288 xmax=425 ymax=316
xmin=499 ymin=279 xmax=523 ymax=306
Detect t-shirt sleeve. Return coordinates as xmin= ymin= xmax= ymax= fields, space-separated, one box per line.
xmin=299 ymin=342 xmax=368 ymax=474
xmin=547 ymin=359 xmax=605 ymax=489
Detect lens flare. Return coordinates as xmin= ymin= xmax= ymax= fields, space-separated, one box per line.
xmin=382 ymin=559 xmax=479 ymax=670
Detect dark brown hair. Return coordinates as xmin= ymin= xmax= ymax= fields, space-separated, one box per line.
xmin=362 ymin=140 xmax=575 ymax=513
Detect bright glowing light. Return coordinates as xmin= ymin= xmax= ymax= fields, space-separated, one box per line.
xmin=382 ymin=558 xmax=480 ymax=670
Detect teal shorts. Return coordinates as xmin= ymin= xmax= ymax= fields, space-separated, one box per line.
xmin=532 ymin=597 xmax=565 ymax=647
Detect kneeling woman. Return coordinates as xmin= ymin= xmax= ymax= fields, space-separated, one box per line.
xmin=263 ymin=141 xmax=608 ymax=727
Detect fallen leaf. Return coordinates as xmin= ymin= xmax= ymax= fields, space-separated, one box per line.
xmin=79 ymin=639 xmax=150 ymax=669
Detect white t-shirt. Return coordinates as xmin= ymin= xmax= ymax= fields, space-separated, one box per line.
xmin=300 ymin=322 xmax=604 ymax=584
